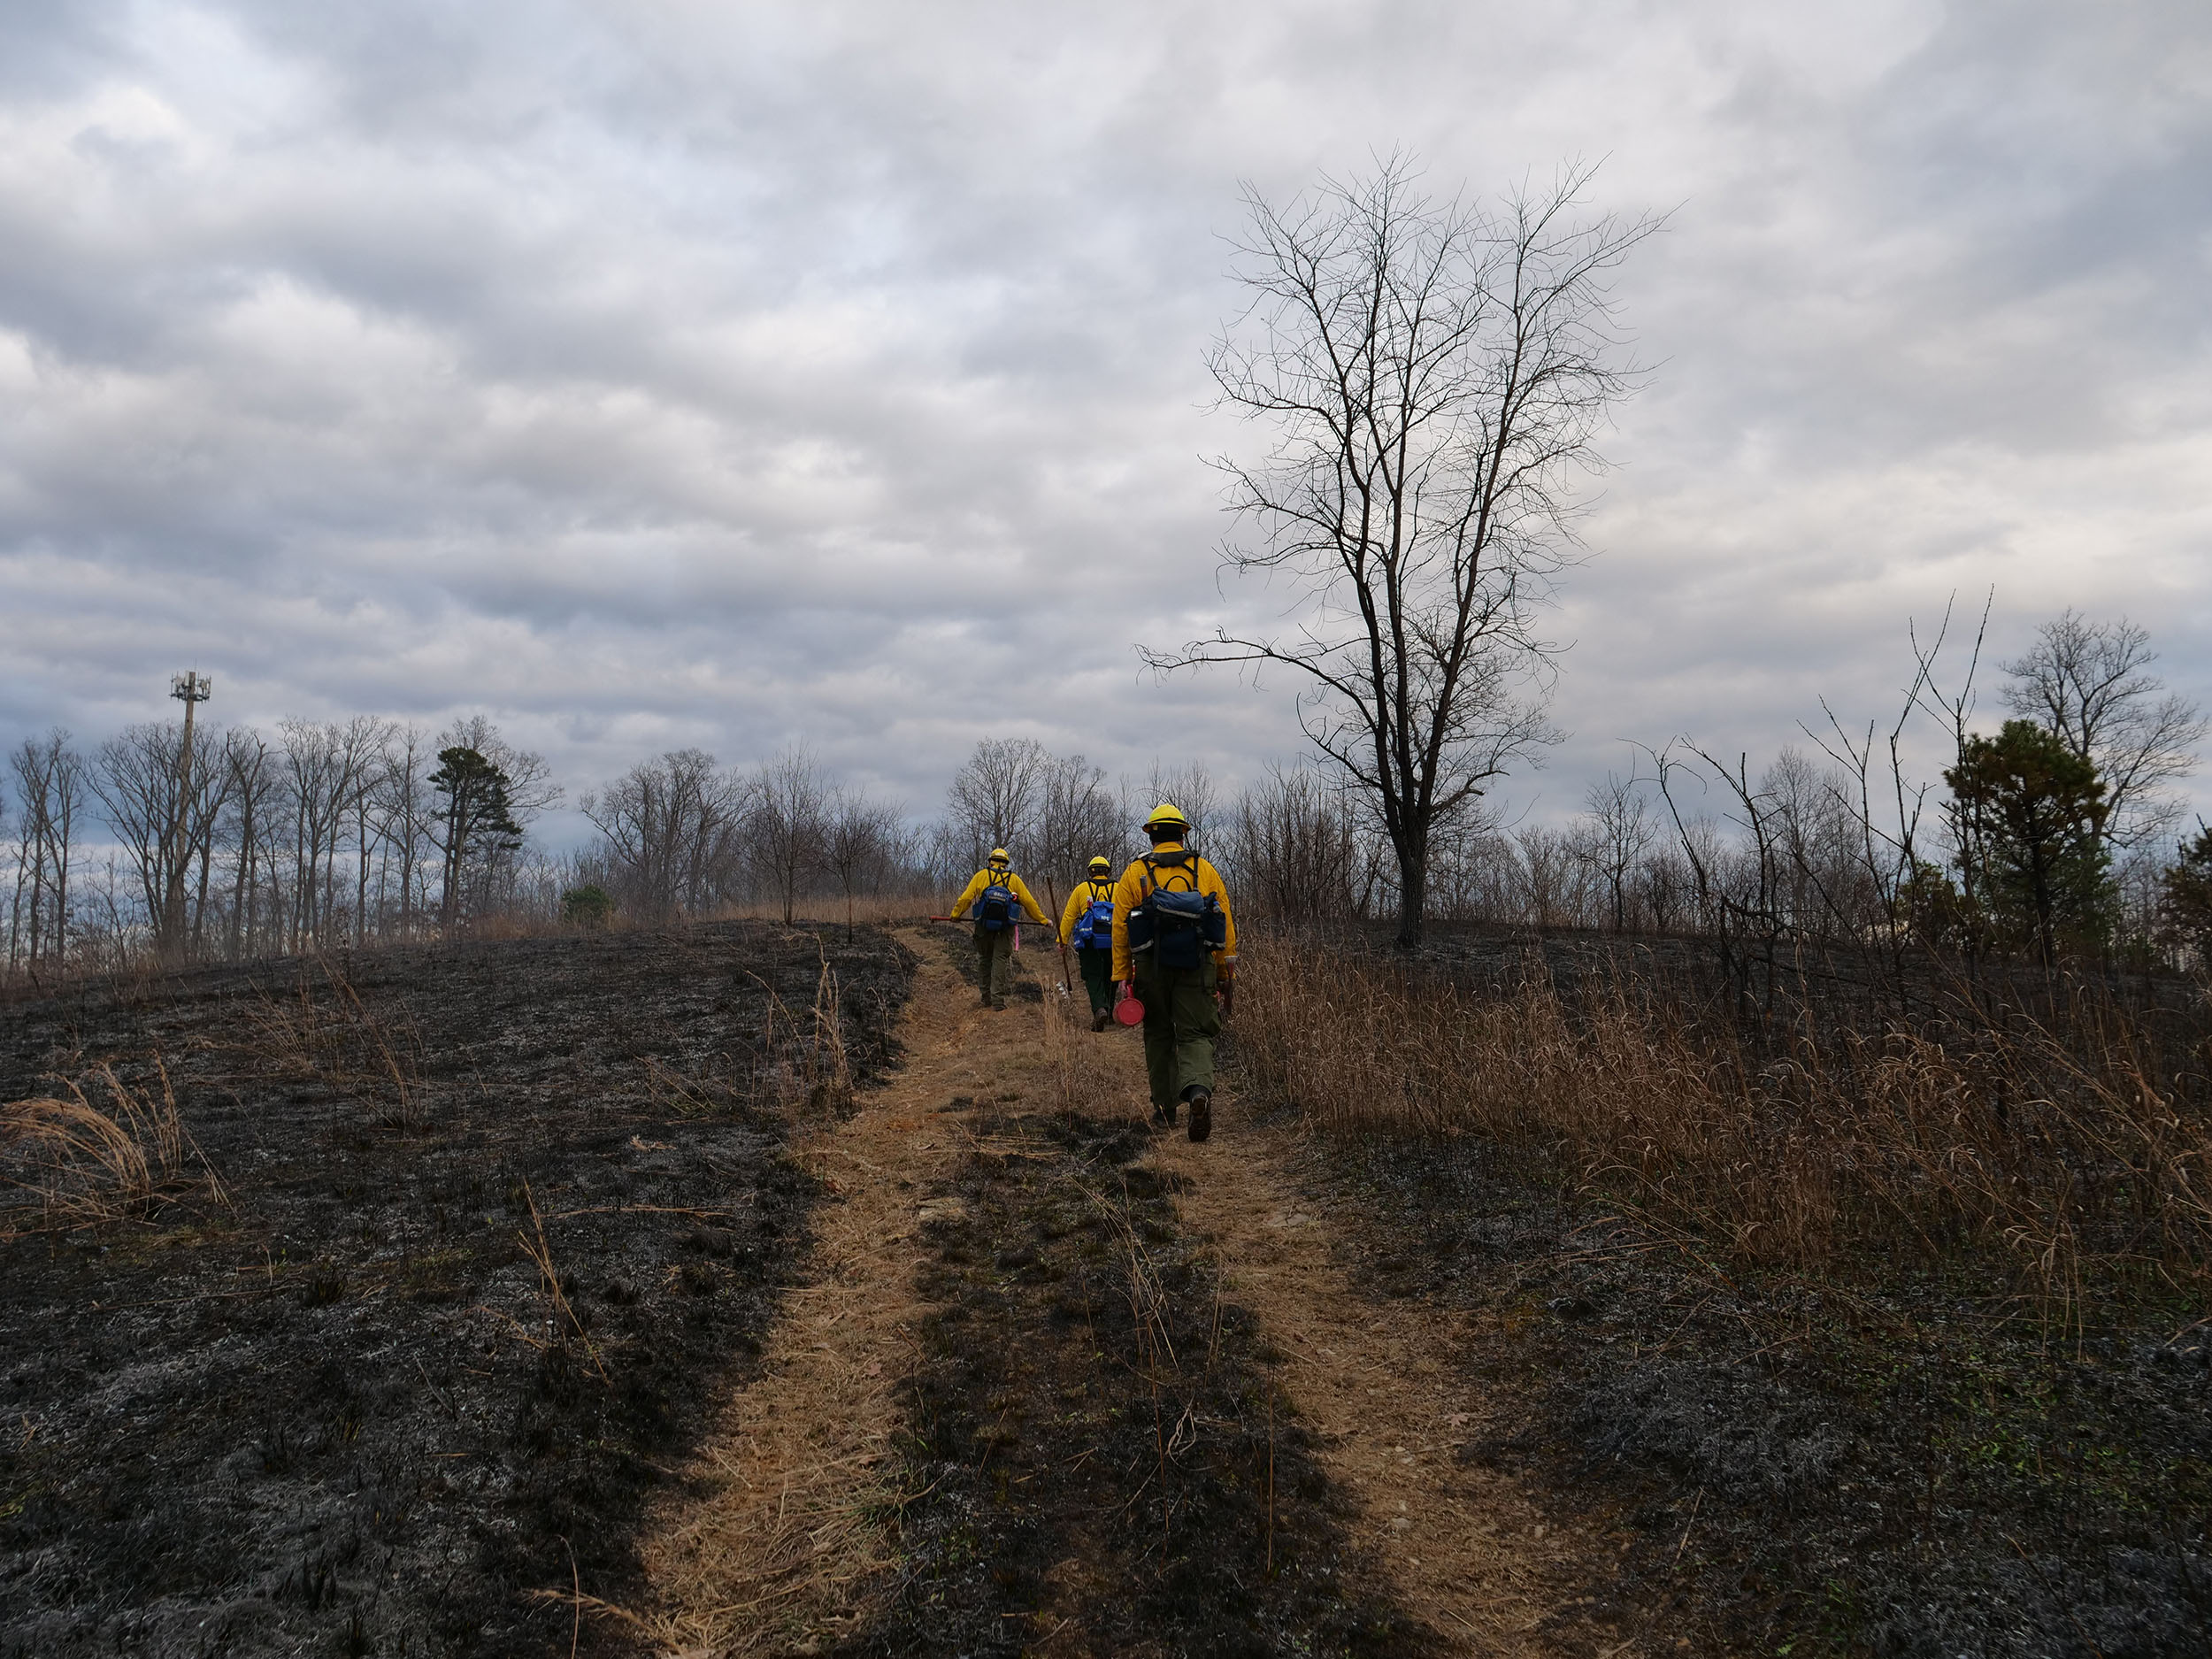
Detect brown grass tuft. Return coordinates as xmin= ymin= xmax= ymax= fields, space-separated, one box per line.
xmin=239 ymin=955 xmax=427 ymax=1130
xmin=1 ymin=1058 xmax=228 ymax=1233
xmin=741 ymin=949 xmax=855 ymax=1119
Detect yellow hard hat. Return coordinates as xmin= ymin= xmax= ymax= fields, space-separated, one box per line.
xmin=1087 ymin=855 xmax=1111 ymax=872
xmin=1142 ymin=803 xmax=1188 ymax=832
xmin=988 ymin=847 xmax=1010 ymax=865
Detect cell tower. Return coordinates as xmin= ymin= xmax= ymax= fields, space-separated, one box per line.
xmin=162 ymin=672 xmax=212 ymax=956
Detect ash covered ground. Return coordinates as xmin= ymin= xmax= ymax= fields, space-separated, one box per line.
xmin=0 ymin=923 xmax=912 ymax=1658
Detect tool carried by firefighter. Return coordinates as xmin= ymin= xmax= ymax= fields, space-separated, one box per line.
xmin=1041 ymin=875 xmax=1076 ymax=1000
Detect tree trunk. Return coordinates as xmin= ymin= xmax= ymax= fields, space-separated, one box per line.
xmin=1393 ymin=835 xmax=1428 ymax=950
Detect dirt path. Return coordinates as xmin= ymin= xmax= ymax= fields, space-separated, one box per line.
xmin=633 ymin=927 xmax=1037 ymax=1655
xmin=1153 ymin=1114 xmax=1617 ymax=1655
xmin=635 ymin=928 xmax=1614 ymax=1655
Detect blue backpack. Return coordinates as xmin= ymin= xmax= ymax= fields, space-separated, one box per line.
xmin=1073 ymin=888 xmax=1116 ymax=951
xmin=1126 ymin=851 xmax=1226 ymax=971
xmin=975 ymin=874 xmax=1017 ymax=931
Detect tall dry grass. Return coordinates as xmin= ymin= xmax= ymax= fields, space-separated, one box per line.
xmin=741 ymin=950 xmax=855 ymax=1118
xmin=1 ymin=1060 xmax=229 ymax=1232
xmin=242 ymin=956 xmax=428 ymax=1130
xmin=1040 ymin=980 xmax=1128 ymax=1119
xmin=1234 ymin=939 xmax=2212 ymax=1325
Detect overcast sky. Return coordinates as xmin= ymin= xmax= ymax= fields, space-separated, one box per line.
xmin=3 ymin=0 xmax=2208 ymax=840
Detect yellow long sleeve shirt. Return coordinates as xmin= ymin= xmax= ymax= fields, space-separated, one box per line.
xmin=1110 ymin=841 xmax=1237 ymax=982
xmin=1059 ymin=878 xmax=1118 ymax=949
xmin=950 ymin=867 xmax=1050 ymax=927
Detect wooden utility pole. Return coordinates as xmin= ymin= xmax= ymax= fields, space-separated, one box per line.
xmin=163 ymin=672 xmax=211 ymax=959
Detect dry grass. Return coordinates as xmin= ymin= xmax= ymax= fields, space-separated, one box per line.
xmin=0 ymin=1059 xmax=228 ymax=1233
xmin=1039 ymin=982 xmax=1126 ymax=1119
xmin=239 ymin=956 xmax=427 ymax=1130
xmin=703 ymin=894 xmax=947 ymax=927
xmin=1234 ymin=939 xmax=2212 ymax=1329
xmin=741 ymin=949 xmax=855 ymax=1119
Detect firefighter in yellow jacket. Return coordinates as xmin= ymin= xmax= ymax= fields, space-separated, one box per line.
xmin=1059 ymin=855 xmax=1120 ymax=1031
xmin=950 ymin=848 xmax=1050 ymax=1010
xmin=1110 ymin=804 xmax=1237 ymax=1141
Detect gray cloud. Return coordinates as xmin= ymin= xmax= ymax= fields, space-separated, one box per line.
xmin=2 ymin=0 xmax=2208 ymax=838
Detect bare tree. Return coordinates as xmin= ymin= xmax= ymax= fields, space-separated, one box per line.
xmin=1223 ymin=763 xmax=1363 ymax=924
xmin=822 ymin=787 xmax=907 ymax=939
xmin=222 ymin=728 xmax=281 ymax=959
xmin=582 ymin=749 xmax=751 ymax=920
xmin=2002 ymin=611 xmax=2207 ymax=851
xmin=369 ymin=725 xmax=439 ymax=938
xmin=1033 ymin=753 xmax=1121 ymax=892
xmin=944 ymin=738 xmax=1048 ymax=873
xmin=1573 ymin=772 xmax=1655 ymax=933
xmin=90 ymin=720 xmax=232 ymax=958
xmin=8 ymin=732 xmax=85 ymax=974
xmin=752 ymin=749 xmax=829 ymax=926
xmin=1147 ymin=156 xmax=1656 ymax=946
xmin=1141 ymin=760 xmax=1217 ymax=851
xmin=1425 ymin=818 xmax=1518 ymax=923
xmin=1517 ymin=825 xmax=1591 ymax=930
xmin=279 ymin=717 xmax=391 ymax=949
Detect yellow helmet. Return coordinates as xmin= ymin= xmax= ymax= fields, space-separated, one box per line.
xmin=1142 ymin=803 xmax=1188 ymax=833
xmin=988 ymin=847 xmax=1010 ymax=866
xmin=1087 ymin=855 xmax=1111 ymax=872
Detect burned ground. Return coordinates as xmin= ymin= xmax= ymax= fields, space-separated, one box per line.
xmin=0 ymin=922 xmax=912 ymax=1658
xmin=1218 ymin=919 xmax=2212 ymax=1654
xmin=832 ymin=1099 xmax=1440 ymax=1658
xmin=1231 ymin=1052 xmax=2212 ymax=1657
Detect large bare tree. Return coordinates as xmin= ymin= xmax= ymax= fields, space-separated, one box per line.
xmin=1147 ymin=157 xmax=1656 ymax=946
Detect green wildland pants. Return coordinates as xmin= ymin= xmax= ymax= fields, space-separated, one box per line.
xmin=1133 ymin=958 xmax=1220 ymax=1109
xmin=1077 ymin=947 xmax=1115 ymax=1019
xmin=972 ymin=925 xmax=1014 ymax=1002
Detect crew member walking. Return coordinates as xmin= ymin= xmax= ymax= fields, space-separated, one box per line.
xmin=1059 ymin=855 xmax=1120 ymax=1031
xmin=950 ymin=847 xmax=1051 ymax=1010
xmin=1111 ymin=803 xmax=1237 ymax=1141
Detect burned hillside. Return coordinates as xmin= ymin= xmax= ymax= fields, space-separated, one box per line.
xmin=0 ymin=922 xmax=912 ymax=1658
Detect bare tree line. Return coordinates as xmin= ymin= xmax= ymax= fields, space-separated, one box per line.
xmin=6 ymin=600 xmax=2199 ymax=982
xmin=1217 ymin=603 xmax=2208 ymax=985
xmin=574 ymin=747 xmax=913 ymax=929
xmin=2 ymin=714 xmax=556 ymax=979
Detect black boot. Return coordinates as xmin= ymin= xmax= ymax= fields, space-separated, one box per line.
xmin=1184 ymin=1087 xmax=1212 ymax=1143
